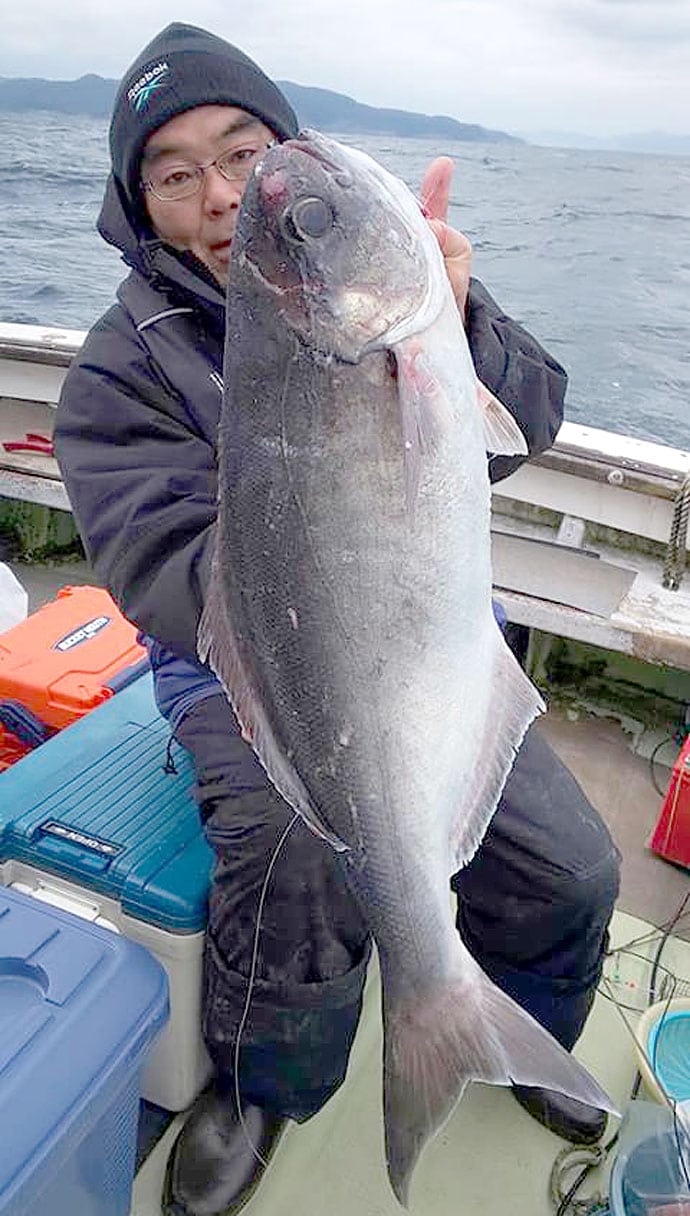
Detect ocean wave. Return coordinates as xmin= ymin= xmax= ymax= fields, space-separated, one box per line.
xmin=0 ymin=116 xmax=687 ymax=449
xmin=608 ymin=209 xmax=690 ymax=223
xmin=29 ymin=284 xmax=63 ymax=301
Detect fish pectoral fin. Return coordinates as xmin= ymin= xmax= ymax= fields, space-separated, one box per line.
xmin=197 ymin=567 xmax=349 ymax=853
xmin=477 ymin=381 xmax=528 ymax=456
xmin=394 ymin=337 xmax=455 ymax=510
xmin=383 ymin=965 xmax=618 ymax=1208
xmin=450 ymin=628 xmax=545 ymax=871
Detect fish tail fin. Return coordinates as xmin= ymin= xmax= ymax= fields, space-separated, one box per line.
xmin=383 ymin=967 xmax=617 ymax=1207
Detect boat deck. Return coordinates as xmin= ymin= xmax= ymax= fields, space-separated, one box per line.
xmin=129 ymin=907 xmax=689 ymax=1216
xmin=126 ymin=713 xmax=690 ymax=1216
xmin=9 ymin=558 xmax=690 ymax=1214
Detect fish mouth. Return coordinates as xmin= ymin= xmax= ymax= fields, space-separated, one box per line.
xmin=281 ymin=130 xmax=354 ymax=184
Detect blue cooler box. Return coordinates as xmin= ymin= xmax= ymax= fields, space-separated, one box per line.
xmin=0 ymin=672 xmax=214 ymax=1111
xmin=0 ymin=885 xmax=168 ymax=1216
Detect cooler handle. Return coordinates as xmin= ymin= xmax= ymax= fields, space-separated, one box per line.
xmin=32 ymin=820 xmax=123 ymax=876
xmin=0 ymin=700 xmax=55 ymax=749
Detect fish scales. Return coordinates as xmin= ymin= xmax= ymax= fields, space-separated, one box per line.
xmin=199 ymin=130 xmax=617 ymax=1206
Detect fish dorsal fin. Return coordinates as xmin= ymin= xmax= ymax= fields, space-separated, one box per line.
xmin=450 ymin=627 xmax=545 ymax=871
xmin=198 ymin=562 xmax=349 ymax=853
xmin=477 ymin=382 xmax=528 ymax=456
xmin=395 ymin=337 xmax=455 ymax=510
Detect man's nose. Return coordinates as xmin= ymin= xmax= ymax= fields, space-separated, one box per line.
xmin=202 ymin=164 xmax=244 ymax=210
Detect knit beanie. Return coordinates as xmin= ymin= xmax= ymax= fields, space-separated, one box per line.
xmin=108 ymin=22 xmax=299 ymax=204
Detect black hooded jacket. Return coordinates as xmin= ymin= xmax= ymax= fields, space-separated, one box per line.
xmin=54 ymin=168 xmax=567 ymax=724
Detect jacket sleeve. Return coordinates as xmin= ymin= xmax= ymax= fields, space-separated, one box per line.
xmin=54 ymin=305 xmax=215 ymax=661
xmin=465 ymin=278 xmax=567 ymax=483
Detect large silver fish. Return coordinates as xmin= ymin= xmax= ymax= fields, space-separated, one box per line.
xmin=199 ymin=130 xmax=615 ymax=1206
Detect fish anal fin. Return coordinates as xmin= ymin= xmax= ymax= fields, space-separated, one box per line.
xmin=477 ymin=381 xmax=528 ymax=456
xmin=395 ymin=337 xmax=455 ymax=511
xmin=450 ymin=630 xmax=545 ymax=871
xmin=383 ymin=963 xmax=618 ymax=1207
xmin=198 ymin=565 xmax=349 ymax=852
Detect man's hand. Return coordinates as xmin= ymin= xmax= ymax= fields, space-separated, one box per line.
xmin=420 ymin=157 xmax=472 ymax=320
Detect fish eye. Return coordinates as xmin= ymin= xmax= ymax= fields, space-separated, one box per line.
xmin=282 ymin=196 xmax=333 ymax=241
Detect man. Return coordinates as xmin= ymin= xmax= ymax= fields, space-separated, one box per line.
xmin=54 ymin=22 xmax=620 ymax=1216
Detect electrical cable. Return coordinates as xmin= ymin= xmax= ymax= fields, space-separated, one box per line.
xmin=649 ymin=892 xmax=690 ymax=1006
xmin=650 ymin=734 xmax=674 ymax=797
xmin=648 ymin=705 xmax=690 ymax=798
xmin=604 ymin=906 xmax=690 ymax=963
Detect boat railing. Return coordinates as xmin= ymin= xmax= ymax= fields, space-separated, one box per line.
xmin=1 ymin=321 xmax=688 ymax=670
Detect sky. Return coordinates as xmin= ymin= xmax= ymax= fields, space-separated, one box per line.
xmin=2 ymin=0 xmax=689 ymax=137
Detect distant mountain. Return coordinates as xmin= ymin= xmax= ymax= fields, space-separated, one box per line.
xmin=277 ymin=82 xmax=518 ymax=143
xmin=0 ymin=73 xmax=116 ymax=116
xmin=0 ymin=73 xmax=520 ymax=143
xmin=607 ymin=131 xmax=690 ymax=156
xmin=521 ymin=127 xmax=690 ymax=157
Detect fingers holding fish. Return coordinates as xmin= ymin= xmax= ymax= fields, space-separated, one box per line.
xmin=420 ymin=156 xmax=472 ymax=318
xmin=419 ymin=155 xmax=454 ymax=221
xmin=426 ymin=218 xmax=472 ymax=319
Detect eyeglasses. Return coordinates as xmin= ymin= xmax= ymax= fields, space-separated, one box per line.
xmin=142 ymin=144 xmax=270 ymax=202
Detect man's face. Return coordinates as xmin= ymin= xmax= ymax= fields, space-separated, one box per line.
xmin=141 ymin=104 xmax=274 ymax=286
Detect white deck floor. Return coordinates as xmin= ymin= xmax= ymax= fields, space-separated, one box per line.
xmin=130 ymin=911 xmax=690 ymax=1216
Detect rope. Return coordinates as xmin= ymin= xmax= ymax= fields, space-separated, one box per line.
xmin=663 ymin=474 xmax=690 ymax=591
xmin=549 ymin=1142 xmax=607 ymax=1215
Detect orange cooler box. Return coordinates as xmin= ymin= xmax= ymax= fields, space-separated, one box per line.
xmin=0 ymin=586 xmax=147 ymax=767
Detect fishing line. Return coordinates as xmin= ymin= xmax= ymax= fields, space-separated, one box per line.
xmin=599 ymin=967 xmax=676 ymax=1064
xmin=601 ymin=894 xmax=690 ymax=1015
xmin=600 ymin=950 xmax=685 ymax=1014
xmin=233 ymin=810 xmax=301 ymax=1167
xmin=600 ymin=972 xmax=690 ymax=1165
xmin=604 ymin=896 xmax=690 ymax=964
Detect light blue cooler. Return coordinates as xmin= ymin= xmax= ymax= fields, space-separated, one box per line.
xmin=0 ymin=885 xmax=169 ymax=1216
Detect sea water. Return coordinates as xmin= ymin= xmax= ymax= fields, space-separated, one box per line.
xmin=0 ymin=111 xmax=688 ymax=450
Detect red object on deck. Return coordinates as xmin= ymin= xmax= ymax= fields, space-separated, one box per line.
xmin=2 ymin=431 xmax=55 ymax=456
xmin=0 ymin=732 xmax=30 ymax=773
xmin=649 ymin=735 xmax=690 ymax=869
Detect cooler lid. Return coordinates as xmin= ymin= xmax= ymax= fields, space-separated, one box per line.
xmin=0 ymin=886 xmax=168 ymax=1207
xmin=0 ymin=672 xmax=212 ymax=932
xmin=0 ymin=585 xmax=147 ymax=731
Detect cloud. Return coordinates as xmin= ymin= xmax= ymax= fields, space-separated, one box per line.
xmin=551 ymin=0 xmax=690 ymax=44
xmin=1 ymin=0 xmax=689 ymax=136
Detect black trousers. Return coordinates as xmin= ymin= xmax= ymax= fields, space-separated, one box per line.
xmin=175 ymin=694 xmax=620 ymax=1121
